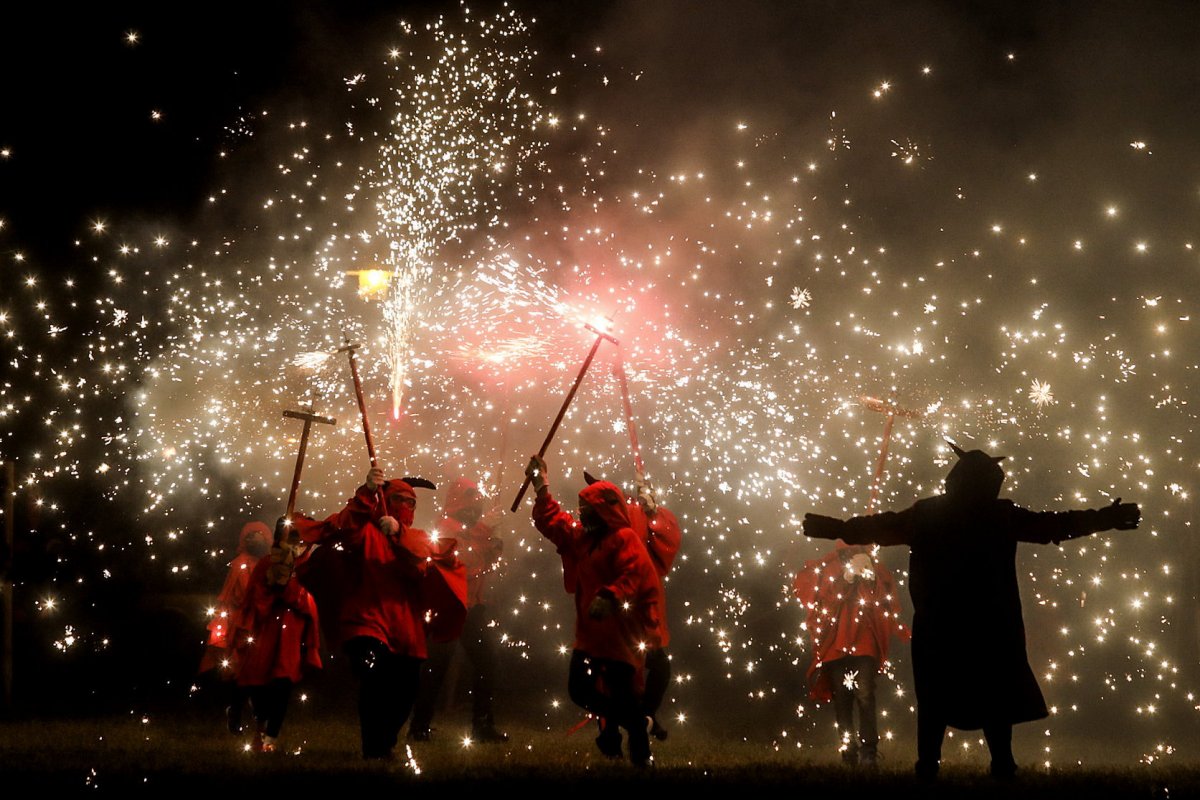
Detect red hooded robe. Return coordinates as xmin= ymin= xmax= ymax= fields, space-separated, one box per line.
xmin=533 ymin=481 xmax=660 ymax=668
xmin=436 ymin=478 xmax=503 ymax=609
xmin=235 ymin=556 xmax=322 ymax=686
xmin=293 ymin=479 xmax=467 ymax=658
xmin=199 ymin=521 xmax=270 ymax=673
xmin=793 ymin=544 xmax=910 ymax=702
xmin=625 ymin=502 xmax=682 ymax=649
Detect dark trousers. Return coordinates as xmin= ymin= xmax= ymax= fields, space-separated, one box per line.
xmin=411 ymin=604 xmax=499 ymax=731
xmin=568 ymin=650 xmax=650 ymax=763
xmin=248 ymin=678 xmax=293 ymax=738
xmin=226 ymin=680 xmax=251 ymax=730
xmin=917 ymin=711 xmax=1015 ymax=777
xmin=642 ymin=647 xmax=671 ymax=719
xmin=827 ymin=655 xmax=879 ymax=753
xmin=345 ymin=636 xmax=422 ymax=759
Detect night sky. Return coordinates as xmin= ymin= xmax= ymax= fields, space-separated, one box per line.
xmin=2 ymin=0 xmax=1200 ymax=767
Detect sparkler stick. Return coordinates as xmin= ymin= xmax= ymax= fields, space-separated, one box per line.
xmin=338 ymin=338 xmax=390 ymax=517
xmin=338 ymin=340 xmax=378 ymax=467
xmin=511 ymin=320 xmax=619 ymax=512
xmin=613 ymin=345 xmax=645 ymax=477
xmin=282 ymin=407 xmax=336 ymax=521
xmin=861 ymin=396 xmax=922 ymax=514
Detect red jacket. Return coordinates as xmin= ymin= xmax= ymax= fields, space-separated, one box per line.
xmin=625 ymin=503 xmax=682 ymax=648
xmin=235 ymin=556 xmax=322 ymax=685
xmin=793 ymin=545 xmax=909 ymax=702
xmin=199 ymin=522 xmax=270 ymax=673
xmin=294 ymin=483 xmax=467 ymax=658
xmin=437 ymin=479 xmax=503 ymax=608
xmin=533 ymin=483 xmax=660 ymax=668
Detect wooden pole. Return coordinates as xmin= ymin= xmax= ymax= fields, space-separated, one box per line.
xmin=338 ymin=342 xmax=377 ymax=467
xmin=282 ymin=408 xmax=336 ymax=520
xmin=511 ymin=323 xmax=618 ymax=512
xmin=613 ymin=346 xmax=645 ymax=478
xmin=861 ymin=396 xmax=922 ymax=514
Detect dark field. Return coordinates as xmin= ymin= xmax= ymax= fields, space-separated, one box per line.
xmin=2 ymin=710 xmax=1195 ymax=798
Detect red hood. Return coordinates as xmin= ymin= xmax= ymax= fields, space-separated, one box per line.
xmin=442 ymin=478 xmax=482 ymax=520
xmin=381 ymin=479 xmax=417 ymax=501
xmin=238 ymin=521 xmax=271 ymax=554
xmin=578 ymin=480 xmax=631 ymax=532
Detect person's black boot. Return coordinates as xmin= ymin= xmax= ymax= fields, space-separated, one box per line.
xmin=595 ymin=719 xmax=622 ymax=758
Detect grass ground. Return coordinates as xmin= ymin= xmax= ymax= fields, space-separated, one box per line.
xmin=0 ymin=710 xmax=1195 ymax=798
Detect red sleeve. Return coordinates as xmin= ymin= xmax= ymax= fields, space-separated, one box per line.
xmin=793 ymin=554 xmax=831 ymax=606
xmin=876 ymin=562 xmax=911 ymax=642
xmin=532 ymin=492 xmax=580 ymax=555
xmin=295 ymin=485 xmax=378 ymax=546
xmin=300 ymin=590 xmax=323 ymax=671
xmin=234 ymin=557 xmax=272 ymax=642
xmin=602 ymin=528 xmax=658 ymax=605
xmin=645 ymin=507 xmax=682 ymax=577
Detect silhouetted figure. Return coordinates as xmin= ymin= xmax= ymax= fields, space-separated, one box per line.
xmin=803 ymin=444 xmax=1140 ymax=779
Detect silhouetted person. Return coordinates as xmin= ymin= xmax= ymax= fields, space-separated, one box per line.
xmin=803 ymin=444 xmax=1140 ymax=779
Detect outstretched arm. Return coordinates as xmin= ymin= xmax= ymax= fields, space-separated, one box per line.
xmin=1009 ymin=498 xmax=1140 ymax=545
xmin=803 ymin=507 xmax=915 ymax=547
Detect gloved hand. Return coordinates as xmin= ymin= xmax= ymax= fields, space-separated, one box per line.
xmin=588 ymin=593 xmax=615 ymax=620
xmin=526 ymin=455 xmax=549 ymax=494
xmin=803 ymin=512 xmax=845 ymax=540
xmin=378 ymin=515 xmax=400 ymax=536
xmin=267 ymin=542 xmax=296 ymax=587
xmin=1097 ymin=498 xmax=1140 ymax=531
xmin=365 ymin=466 xmax=386 ymax=492
xmin=635 ymin=469 xmax=658 ymax=515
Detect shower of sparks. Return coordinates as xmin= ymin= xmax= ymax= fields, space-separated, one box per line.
xmin=1 ymin=2 xmax=1198 ymax=768
xmin=1028 ymin=380 xmax=1055 ymax=408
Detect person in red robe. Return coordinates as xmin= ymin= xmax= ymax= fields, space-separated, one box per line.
xmin=409 ymin=478 xmax=507 ymax=742
xmin=615 ymin=471 xmax=682 ymax=741
xmin=793 ymin=543 xmax=909 ymax=766
xmin=526 ymin=455 xmax=661 ymax=767
xmin=291 ymin=467 xmax=467 ymax=760
xmin=804 ymin=444 xmax=1140 ymax=779
xmin=198 ymin=521 xmax=270 ymax=734
xmin=234 ymin=548 xmax=321 ymax=753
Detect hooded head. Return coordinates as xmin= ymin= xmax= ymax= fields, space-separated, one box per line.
xmin=382 ymin=479 xmax=419 ymax=528
xmin=577 ymin=480 xmax=631 ymax=538
xmin=944 ymin=443 xmax=1006 ymax=504
xmin=239 ymin=522 xmax=271 ymax=558
xmin=443 ymin=478 xmax=484 ymax=526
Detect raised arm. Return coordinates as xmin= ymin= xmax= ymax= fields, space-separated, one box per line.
xmin=527 ymin=455 xmax=580 ymax=553
xmin=294 ymin=468 xmax=385 ymax=546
